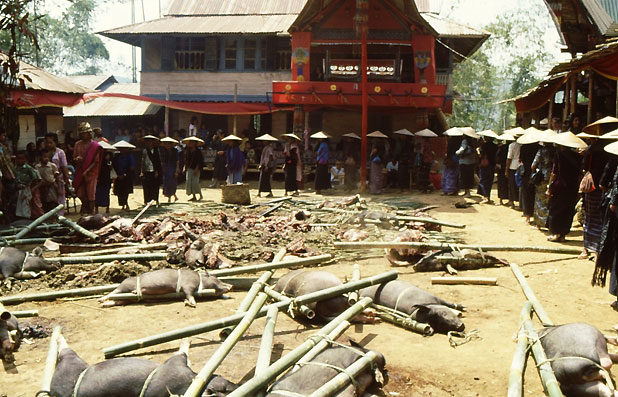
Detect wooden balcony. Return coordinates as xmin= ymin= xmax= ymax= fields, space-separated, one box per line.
xmin=271 ymin=80 xmax=448 ymax=109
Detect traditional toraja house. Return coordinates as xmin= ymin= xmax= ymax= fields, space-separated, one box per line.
xmin=0 ymin=53 xmax=89 ymax=149
xmin=508 ymin=0 xmax=618 ymax=127
xmin=99 ymin=0 xmax=488 ymax=140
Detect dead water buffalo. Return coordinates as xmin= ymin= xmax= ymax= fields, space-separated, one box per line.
xmin=98 ymin=268 xmax=232 ymax=307
xmin=360 ymin=280 xmax=465 ymax=334
xmin=0 ymin=312 xmax=21 ymax=363
xmin=50 ymin=338 xmax=237 ymax=397
xmin=267 ymin=342 xmax=387 ymax=396
xmin=0 ymin=247 xmax=59 ymax=280
xmin=539 ymin=323 xmax=618 ymax=397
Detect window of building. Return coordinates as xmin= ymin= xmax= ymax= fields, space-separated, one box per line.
xmin=174 ymin=37 xmax=206 ymax=70
xmin=244 ymin=39 xmax=257 ymax=70
xmin=275 ymin=50 xmax=291 ymax=71
xmin=225 ymin=38 xmax=237 ymax=69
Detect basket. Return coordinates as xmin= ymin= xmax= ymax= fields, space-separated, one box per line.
xmin=222 ymin=183 xmax=251 ymax=205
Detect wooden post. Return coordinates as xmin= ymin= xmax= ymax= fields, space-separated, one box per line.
xmin=570 ymin=75 xmax=577 ymax=114
xmin=360 ymin=3 xmax=368 ymax=192
xmin=548 ymin=93 xmax=554 ymax=123
xmin=164 ymin=85 xmax=170 ymax=136
xmin=563 ymin=80 xmax=570 ymax=121
xmin=588 ymin=70 xmax=594 ymax=124
xmin=233 ymin=84 xmax=238 ymax=135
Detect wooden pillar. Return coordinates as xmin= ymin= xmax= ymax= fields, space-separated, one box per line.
xmin=359 ymin=1 xmax=368 ymax=192
xmin=587 ymin=70 xmax=594 ymax=124
xmin=570 ymin=74 xmax=577 ymax=114
xmin=564 ymin=81 xmax=570 ymax=121
xmin=548 ymin=94 xmax=554 ymax=123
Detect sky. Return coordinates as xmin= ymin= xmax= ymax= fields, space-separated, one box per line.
xmin=47 ymin=0 xmax=567 ymax=81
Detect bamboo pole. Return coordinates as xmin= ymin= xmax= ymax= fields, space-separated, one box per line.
xmin=184 ymin=293 xmax=269 ymax=397
xmin=508 ymin=302 xmax=532 ymax=397
xmin=263 ymin=285 xmax=315 ymax=319
xmin=0 ymin=224 xmax=64 ymax=236
xmin=64 ymin=242 xmax=168 ymax=257
xmin=103 ymin=271 xmax=397 ymax=358
xmin=432 ymin=256 xmax=504 ymax=266
xmin=522 ymin=310 xmax=564 ymax=396
xmin=293 ymin=320 xmax=351 ymax=371
xmin=228 ymin=297 xmax=374 ymax=397
xmin=316 ymin=207 xmax=464 ymax=228
xmin=509 ymin=263 xmax=554 ymax=326
xmin=13 ymin=310 xmax=39 ymax=318
xmin=40 ymin=326 xmax=62 ymax=395
xmin=431 ymin=277 xmax=497 ymax=286
xmin=209 ymin=254 xmax=332 ymax=277
xmin=334 ymin=242 xmax=582 ymax=254
xmin=0 ymin=237 xmax=57 ymax=246
xmin=220 ymin=248 xmax=284 ymax=338
xmin=46 ymin=252 xmax=167 ymax=265
xmin=0 ymin=303 xmax=10 ymax=320
xmin=247 ymin=197 xmax=292 ymax=209
xmin=132 ymin=200 xmax=156 ymax=225
xmin=57 ymin=216 xmax=100 ymax=241
xmin=348 ymin=264 xmax=361 ymax=304
xmin=310 ymin=350 xmax=381 ymax=397
xmin=15 ymin=204 xmax=64 ymax=239
xmin=371 ymin=304 xmax=433 ymax=335
xmin=106 ymin=289 xmax=215 ymax=302
xmin=255 ymin=305 xmax=279 ymax=397
xmin=219 ymin=271 xmax=273 ymax=339
xmin=219 ymin=276 xmax=279 ymax=291
xmin=0 ymin=285 xmax=118 ymax=305
xmin=259 ymin=203 xmax=284 ymax=217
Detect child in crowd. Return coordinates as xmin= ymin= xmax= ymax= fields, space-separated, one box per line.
xmin=330 ymin=160 xmax=345 ymax=187
xmin=14 ymin=151 xmax=41 ymax=219
xmin=386 ymin=158 xmax=399 ymax=188
xmin=35 ymin=150 xmax=59 ymax=213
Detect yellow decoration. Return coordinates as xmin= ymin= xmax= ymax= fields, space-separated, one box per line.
xmin=374 ymin=86 xmax=381 ymax=93
xmin=296 ymin=75 xmax=305 ymax=82
xmin=330 ymin=84 xmax=337 ymax=91
xmin=285 ymin=84 xmax=292 ymax=91
xmin=421 ymin=87 xmax=428 ymax=94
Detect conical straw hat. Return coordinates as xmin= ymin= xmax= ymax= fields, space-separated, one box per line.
xmin=342 ymin=133 xmax=361 ymax=140
xmin=113 ymin=140 xmax=136 ymax=149
xmin=444 ymin=127 xmax=463 ymax=136
xmin=182 ymin=136 xmax=205 ymax=145
xmin=367 ymin=130 xmax=388 ymax=138
xmin=605 ymin=141 xmax=618 ymax=156
xmin=414 ymin=129 xmax=438 ymax=137
xmin=498 ymin=133 xmax=515 ymax=141
xmin=551 ymin=131 xmax=587 ymax=149
xmin=599 ymin=129 xmax=618 ymax=140
xmin=459 ymin=127 xmax=479 ymax=139
xmin=577 ymin=132 xmax=598 ymax=139
xmin=99 ymin=140 xmax=117 ymax=151
xmin=161 ymin=137 xmax=179 ymax=144
xmin=281 ymin=133 xmax=302 ymax=141
xmin=504 ymin=127 xmax=526 ymax=137
xmin=310 ymin=131 xmax=329 ymax=139
xmin=583 ymin=116 xmax=618 ymax=134
xmin=517 ymin=128 xmax=542 ymax=144
xmin=255 ymin=133 xmax=278 ymax=142
xmin=539 ymin=129 xmax=558 ymax=143
xmin=478 ymin=129 xmax=499 ymax=139
xmin=393 ymin=128 xmax=414 ymax=136
xmin=221 ymin=135 xmax=242 ymax=142
xmin=143 ymin=135 xmax=160 ymax=140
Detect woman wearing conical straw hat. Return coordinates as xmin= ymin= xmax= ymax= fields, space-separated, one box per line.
xmin=591 ymin=140 xmax=618 ymax=310
xmin=546 ymin=132 xmax=583 ymax=242
xmin=112 ymin=140 xmax=136 ymax=211
xmin=160 ymin=137 xmax=180 ymax=203
xmin=282 ymin=133 xmax=301 ymax=196
xmin=141 ymin=135 xmax=162 ymax=206
xmin=183 ymin=137 xmax=204 ymax=201
xmin=256 ymin=134 xmax=277 ymax=198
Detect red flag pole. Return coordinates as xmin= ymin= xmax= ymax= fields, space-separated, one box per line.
xmin=359 ymin=1 xmax=369 ymax=192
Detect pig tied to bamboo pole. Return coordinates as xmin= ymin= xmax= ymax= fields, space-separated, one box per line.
xmin=228 ymin=297 xmax=374 ymax=397
xmin=103 ymin=271 xmax=397 ymax=358
xmin=334 ymin=241 xmax=582 ymax=255
xmin=509 ymin=263 xmax=553 ymax=327
xmin=310 ymin=350 xmax=382 ymax=397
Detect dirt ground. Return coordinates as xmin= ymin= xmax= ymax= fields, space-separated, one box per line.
xmin=2 ymin=180 xmax=616 ymax=396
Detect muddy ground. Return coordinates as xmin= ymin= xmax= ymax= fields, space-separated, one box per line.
xmin=2 ymin=182 xmax=616 ymax=396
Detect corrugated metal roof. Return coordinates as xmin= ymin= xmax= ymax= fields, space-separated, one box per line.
xmin=63 ymin=83 xmax=161 ymax=117
xmin=1 ymin=53 xmax=90 ymax=94
xmin=581 ymin=0 xmax=614 ymax=36
xmin=101 ymin=14 xmax=298 ymax=37
xmin=166 ymin=0 xmax=306 ymax=16
xmin=66 ymin=75 xmax=117 ymax=90
xmin=414 ymin=0 xmax=443 ymax=14
xmin=422 ymin=14 xmax=490 ymax=37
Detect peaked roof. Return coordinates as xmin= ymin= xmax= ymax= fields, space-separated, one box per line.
xmin=64 ymin=83 xmax=161 ymax=117
xmin=165 ymin=0 xmax=306 ymax=16
xmin=289 ymin=0 xmax=437 ymax=35
xmin=0 ymin=53 xmax=90 ymax=94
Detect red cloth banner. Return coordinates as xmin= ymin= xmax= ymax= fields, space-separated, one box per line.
xmin=82 ymin=92 xmax=288 ymax=115
xmin=7 ymin=90 xmax=83 ymax=108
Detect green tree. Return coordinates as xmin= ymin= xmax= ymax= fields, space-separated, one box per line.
xmin=448 ymin=1 xmax=556 ymax=131
xmin=0 ymin=0 xmax=38 ymax=144
xmin=0 ymin=0 xmax=109 ymax=75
